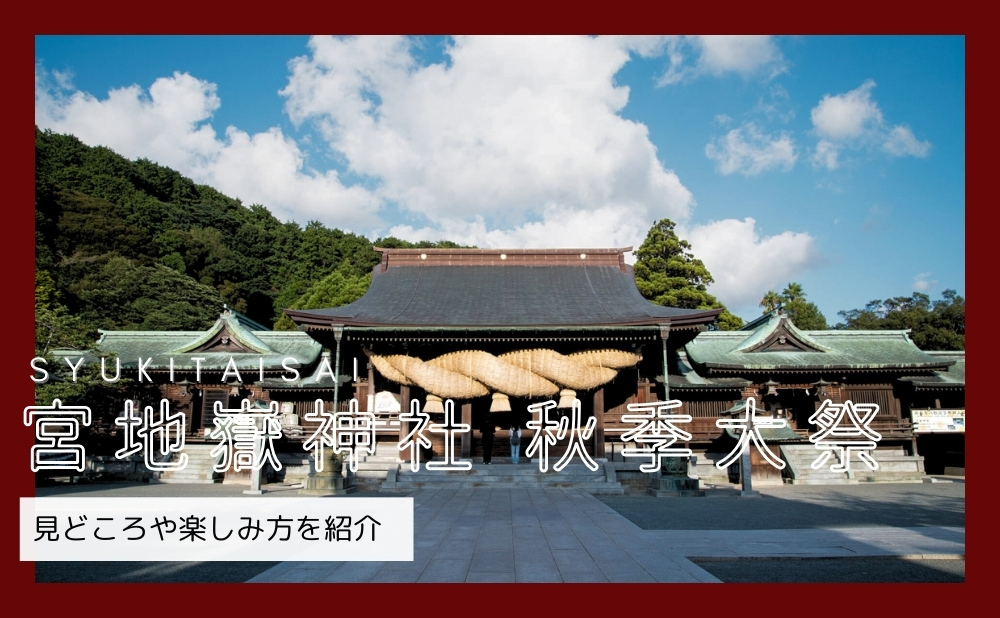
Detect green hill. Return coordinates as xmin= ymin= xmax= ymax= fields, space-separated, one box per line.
xmin=34 ymin=127 xmax=465 ymax=352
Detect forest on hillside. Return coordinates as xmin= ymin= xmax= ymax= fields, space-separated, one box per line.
xmin=34 ymin=127 xmax=462 ymax=352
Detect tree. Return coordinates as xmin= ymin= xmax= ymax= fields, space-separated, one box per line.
xmin=780 ymin=282 xmax=827 ymax=329
xmin=273 ymin=266 xmax=373 ymax=331
xmin=760 ymin=290 xmax=782 ymax=313
xmin=836 ymin=290 xmax=964 ymax=350
xmin=633 ymin=219 xmax=743 ymax=330
xmin=782 ymin=297 xmax=828 ymax=330
xmin=758 ymin=282 xmax=827 ymax=329
xmin=781 ymin=282 xmax=805 ymax=303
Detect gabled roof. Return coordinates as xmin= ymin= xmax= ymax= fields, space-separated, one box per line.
xmin=63 ymin=308 xmax=323 ymax=372
xmin=685 ymin=311 xmax=954 ymax=373
xmin=285 ymin=248 xmax=721 ymax=330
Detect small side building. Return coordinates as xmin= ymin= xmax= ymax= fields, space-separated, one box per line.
xmin=678 ymin=310 xmax=962 ymax=483
xmin=53 ymin=307 xmax=326 ymax=482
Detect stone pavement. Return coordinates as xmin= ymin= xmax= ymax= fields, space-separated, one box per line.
xmin=246 ymin=487 xmax=965 ymax=583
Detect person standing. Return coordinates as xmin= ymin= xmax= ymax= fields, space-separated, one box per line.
xmin=481 ymin=420 xmax=495 ymax=465
xmin=509 ymin=425 xmax=521 ymax=464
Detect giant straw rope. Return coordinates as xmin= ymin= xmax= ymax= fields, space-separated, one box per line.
xmin=365 ymin=348 xmax=641 ymax=399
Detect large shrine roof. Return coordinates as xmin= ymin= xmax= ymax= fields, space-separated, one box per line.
xmin=685 ymin=310 xmax=954 ymax=374
xmin=285 ymin=248 xmax=721 ymax=330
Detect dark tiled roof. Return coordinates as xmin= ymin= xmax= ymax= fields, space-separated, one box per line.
xmin=285 ymin=248 xmax=721 ymax=329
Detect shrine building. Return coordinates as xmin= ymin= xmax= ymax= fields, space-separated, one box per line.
xmin=54 ymin=246 xmax=965 ymax=489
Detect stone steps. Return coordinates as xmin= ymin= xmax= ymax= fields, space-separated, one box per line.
xmin=781 ymin=444 xmax=855 ymax=485
xmin=380 ymin=460 xmax=623 ymax=494
xmin=153 ymin=444 xmax=224 ymax=484
xmin=779 ymin=444 xmax=926 ymax=484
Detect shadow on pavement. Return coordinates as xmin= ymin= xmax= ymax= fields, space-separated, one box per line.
xmin=598 ymin=483 xmax=965 ymax=530
xmin=691 ymin=556 xmax=964 ymax=583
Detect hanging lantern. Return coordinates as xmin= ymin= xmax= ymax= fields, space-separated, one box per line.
xmin=424 ymin=394 xmax=444 ymax=413
xmin=764 ymin=379 xmax=779 ymax=397
xmin=557 ymin=389 xmax=576 ymax=409
xmin=812 ymin=379 xmax=831 ymax=398
xmin=490 ymin=393 xmax=511 ymax=412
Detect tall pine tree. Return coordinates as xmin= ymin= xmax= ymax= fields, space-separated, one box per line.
xmin=633 ymin=219 xmax=743 ymax=330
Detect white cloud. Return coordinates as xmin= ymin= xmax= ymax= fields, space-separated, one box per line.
xmin=812 ymin=140 xmax=840 ymax=170
xmin=36 ymin=68 xmax=222 ymax=172
xmin=811 ymin=80 xmax=882 ymax=141
xmin=35 ymin=65 xmax=382 ymax=230
xmin=682 ymin=218 xmax=819 ymax=312
xmin=658 ymin=36 xmax=786 ymax=86
xmin=209 ymin=126 xmax=381 ymax=225
xmin=697 ymin=36 xmax=786 ymax=78
xmin=387 ymin=203 xmax=650 ymax=252
xmin=810 ymin=80 xmax=930 ymax=169
xmin=705 ymin=122 xmax=797 ymax=176
xmin=755 ymin=85 xmax=795 ymax=123
xmin=281 ymin=35 xmax=695 ymax=238
xmin=883 ymin=125 xmax=931 ymax=157
xmin=913 ymin=272 xmax=936 ymax=292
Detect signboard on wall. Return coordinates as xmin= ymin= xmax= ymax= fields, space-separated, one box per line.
xmin=912 ymin=409 xmax=965 ymax=433
xmin=374 ymin=391 xmax=401 ymax=413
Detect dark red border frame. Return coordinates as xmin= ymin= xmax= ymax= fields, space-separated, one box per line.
xmin=12 ymin=5 xmax=982 ymax=613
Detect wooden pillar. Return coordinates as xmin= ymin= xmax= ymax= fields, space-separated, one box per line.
xmin=398 ymin=385 xmax=410 ymax=455
xmin=461 ymin=403 xmax=472 ymax=458
xmin=593 ymin=388 xmax=605 ymax=458
xmin=659 ymin=324 xmax=671 ymax=401
xmin=331 ymin=326 xmax=344 ymax=416
xmin=367 ymin=361 xmax=376 ymax=411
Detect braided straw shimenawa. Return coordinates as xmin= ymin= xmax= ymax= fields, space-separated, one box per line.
xmin=382 ymin=354 xmax=489 ymax=399
xmin=367 ymin=348 xmax=640 ymax=397
xmin=428 ymin=350 xmax=559 ymax=397
xmin=499 ymin=349 xmax=618 ymax=391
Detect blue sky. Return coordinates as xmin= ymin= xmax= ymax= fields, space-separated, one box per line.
xmin=34 ymin=35 xmax=965 ymax=324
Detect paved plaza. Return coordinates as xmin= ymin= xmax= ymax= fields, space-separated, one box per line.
xmin=33 ymin=478 xmax=965 ymax=584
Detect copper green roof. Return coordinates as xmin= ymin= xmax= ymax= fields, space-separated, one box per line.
xmin=899 ymin=351 xmax=965 ymax=388
xmin=685 ymin=311 xmax=954 ymax=373
xmin=665 ymin=350 xmax=751 ymax=390
xmin=69 ymin=309 xmax=322 ymax=373
xmin=285 ymin=248 xmax=721 ymax=330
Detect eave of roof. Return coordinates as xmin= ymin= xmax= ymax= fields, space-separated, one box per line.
xmin=662 ymin=350 xmax=752 ymax=389
xmin=898 ymin=351 xmax=965 ymax=388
